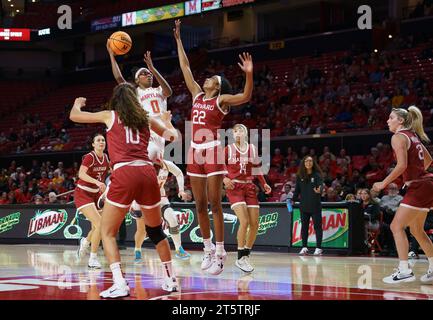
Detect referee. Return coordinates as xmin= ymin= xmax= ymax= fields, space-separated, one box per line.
xmin=292 ymin=156 xmax=324 ymax=256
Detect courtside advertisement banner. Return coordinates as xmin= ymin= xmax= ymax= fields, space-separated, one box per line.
xmin=223 ymin=0 xmax=255 ymax=7
xmin=91 ymin=15 xmax=121 ymax=32
xmin=0 ymin=28 xmax=31 ymax=41
xmin=291 ymin=208 xmax=349 ymax=248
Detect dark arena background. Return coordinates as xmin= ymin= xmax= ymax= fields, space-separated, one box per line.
xmin=0 ymin=0 xmax=433 ymax=313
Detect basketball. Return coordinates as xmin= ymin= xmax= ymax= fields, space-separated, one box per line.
xmin=108 ymin=31 xmax=132 ymax=55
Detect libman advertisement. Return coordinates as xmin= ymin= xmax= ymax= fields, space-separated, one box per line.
xmin=291 ymin=208 xmax=349 ymax=248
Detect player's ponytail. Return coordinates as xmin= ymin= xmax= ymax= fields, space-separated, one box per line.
xmin=408 ymin=105 xmax=430 ymax=143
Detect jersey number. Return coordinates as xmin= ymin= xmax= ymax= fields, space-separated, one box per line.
xmin=416 ymin=144 xmax=424 ymax=160
xmin=125 ymin=127 xmax=140 ymax=144
xmin=192 ymin=110 xmax=206 ymax=125
xmin=150 ymin=100 xmax=160 ymax=113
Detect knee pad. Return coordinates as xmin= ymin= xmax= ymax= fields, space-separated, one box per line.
xmin=145 ymin=224 xmax=166 ymax=246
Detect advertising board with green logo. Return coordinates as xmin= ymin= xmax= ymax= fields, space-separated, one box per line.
xmin=0 ymin=212 xmax=20 ymax=234
xmin=291 ymin=208 xmax=349 ymax=248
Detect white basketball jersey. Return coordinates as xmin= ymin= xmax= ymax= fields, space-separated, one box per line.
xmin=136 ymin=86 xmax=168 ymax=157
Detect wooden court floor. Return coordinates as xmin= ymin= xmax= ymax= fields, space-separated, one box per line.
xmin=0 ymin=244 xmax=431 ymax=300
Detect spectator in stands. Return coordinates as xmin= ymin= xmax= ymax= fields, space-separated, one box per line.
xmin=360 ymin=188 xmax=381 ymax=248
xmin=47 ymin=191 xmax=59 ymax=204
xmin=7 ymin=191 xmax=17 ymax=204
xmin=323 ymin=187 xmax=341 ymax=202
xmin=271 ymin=148 xmax=284 ymax=167
xmin=319 ymin=146 xmax=336 ymax=163
xmin=34 ymin=194 xmax=44 ymax=205
xmin=379 ymin=183 xmax=402 ymax=256
xmin=336 ymin=148 xmax=351 ymax=166
xmin=392 ymin=88 xmax=404 ymax=107
xmin=0 ymin=192 xmax=8 ymax=205
xmin=279 ymin=183 xmax=294 ymax=202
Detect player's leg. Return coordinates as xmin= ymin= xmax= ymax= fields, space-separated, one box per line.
xmin=134 ymin=217 xmax=146 ymax=262
xmin=408 ymin=212 xmax=433 ymax=283
xmin=190 ymin=176 xmax=215 ymax=270
xmin=232 ymin=203 xmax=251 ymax=272
xmin=161 ymin=202 xmax=190 ymax=259
xmin=141 ymin=205 xmax=179 ymax=292
xmin=80 ymin=204 xmax=102 ymax=268
xmin=383 ymin=205 xmax=418 ymax=283
xmin=99 ymin=202 xmax=130 ymax=298
xmin=206 ymin=174 xmax=226 ymax=275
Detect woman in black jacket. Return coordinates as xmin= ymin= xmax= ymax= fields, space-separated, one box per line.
xmin=293 ymin=156 xmax=324 ymax=255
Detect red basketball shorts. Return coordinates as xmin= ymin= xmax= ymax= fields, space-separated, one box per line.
xmin=226 ymin=181 xmax=259 ymax=210
xmin=187 ymin=144 xmax=227 ymax=178
xmin=401 ymin=178 xmax=433 ymax=212
xmin=106 ymin=164 xmax=161 ymax=209
xmin=74 ymin=187 xmax=100 ymax=211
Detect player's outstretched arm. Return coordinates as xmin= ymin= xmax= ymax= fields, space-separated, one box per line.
xmin=164 ymin=160 xmax=185 ymax=193
xmin=150 ymin=111 xmax=179 ymax=142
xmin=107 ymin=39 xmax=126 ymax=84
xmin=143 ymin=51 xmax=172 ymax=98
xmin=219 ymin=52 xmax=253 ymax=108
xmin=173 ymin=19 xmax=201 ymax=99
xmin=69 ymin=97 xmax=112 ymax=126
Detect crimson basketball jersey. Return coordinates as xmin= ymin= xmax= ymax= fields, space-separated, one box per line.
xmin=395 ymin=129 xmax=429 ymax=182
xmin=77 ymin=151 xmax=109 ymax=190
xmin=225 ymin=143 xmax=260 ymax=181
xmin=191 ymin=93 xmax=228 ymax=144
xmin=106 ymin=111 xmax=150 ymax=166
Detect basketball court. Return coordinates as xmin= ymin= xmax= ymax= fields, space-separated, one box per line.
xmin=0 ymin=244 xmax=431 ymax=300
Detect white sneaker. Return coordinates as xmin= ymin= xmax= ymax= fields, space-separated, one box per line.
xmin=77 ymin=238 xmax=90 ymax=259
xmin=408 ymin=251 xmax=419 ymax=259
xmin=420 ymin=269 xmax=433 ymax=284
xmin=88 ymin=257 xmax=102 ymax=269
xmin=235 ymin=256 xmax=254 ymax=273
xmin=201 ymin=249 xmax=215 ymax=270
xmin=162 ymin=277 xmax=179 ymax=292
xmin=99 ymin=281 xmax=130 ymax=299
xmin=299 ymin=247 xmax=309 ymax=255
xmin=383 ymin=268 xmax=416 ymax=284
xmin=313 ymin=248 xmax=323 ymax=256
xmin=207 ymin=252 xmax=227 ymax=275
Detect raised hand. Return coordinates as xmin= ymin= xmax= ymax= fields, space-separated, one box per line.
xmin=173 ymin=19 xmax=181 ymax=40
xmin=106 ymin=39 xmax=114 ymax=56
xmin=74 ymin=97 xmax=86 ymax=109
xmin=238 ymin=52 xmax=253 ymax=74
xmin=161 ymin=111 xmax=172 ymax=123
xmin=143 ymin=51 xmax=154 ymax=70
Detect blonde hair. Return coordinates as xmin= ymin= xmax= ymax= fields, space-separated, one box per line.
xmin=233 ymin=123 xmax=249 ymax=142
xmin=392 ymin=106 xmax=430 ymax=143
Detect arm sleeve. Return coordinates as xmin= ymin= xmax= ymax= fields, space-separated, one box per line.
xmin=165 ymin=160 xmax=184 ymax=193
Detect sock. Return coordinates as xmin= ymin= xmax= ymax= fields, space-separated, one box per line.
xmin=216 ymin=241 xmax=225 ymax=256
xmin=399 ymin=260 xmax=409 ymax=272
xmin=134 ymin=247 xmax=141 ymax=252
xmin=110 ymin=262 xmax=125 ymax=285
xmin=90 ymin=252 xmax=97 ymax=259
xmin=244 ymin=247 xmax=251 ymax=257
xmin=203 ymin=238 xmax=212 ymax=252
xmin=428 ymin=257 xmax=433 ymax=271
xmin=82 ymin=237 xmax=90 ymax=246
xmin=162 ymin=261 xmax=175 ymax=279
xmin=171 ymin=233 xmax=182 ymax=251
xmin=237 ymin=247 xmax=245 ymax=260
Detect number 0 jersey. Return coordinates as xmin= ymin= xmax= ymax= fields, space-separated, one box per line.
xmin=106 ymin=111 xmax=151 ymax=167
xmin=136 ymin=86 xmax=167 ymax=150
